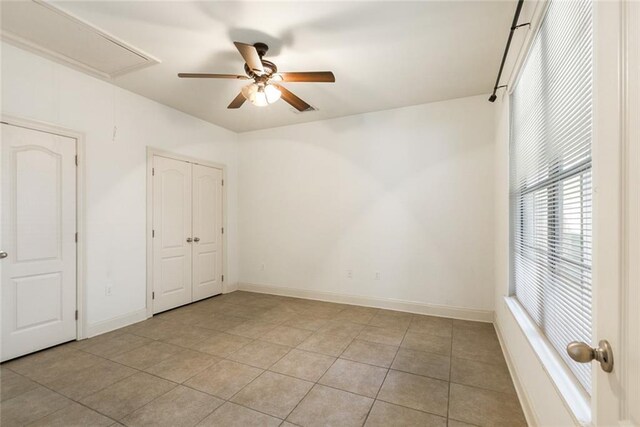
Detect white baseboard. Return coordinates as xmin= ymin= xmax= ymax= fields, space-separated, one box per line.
xmin=238 ymin=282 xmax=494 ymax=322
xmin=223 ymin=281 xmax=239 ymax=294
xmin=85 ymin=308 xmax=148 ymax=338
xmin=494 ymin=314 xmax=539 ymax=427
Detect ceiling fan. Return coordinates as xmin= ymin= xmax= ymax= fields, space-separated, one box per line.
xmin=178 ymin=42 xmax=335 ymax=111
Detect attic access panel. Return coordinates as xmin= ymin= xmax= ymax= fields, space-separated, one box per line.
xmin=0 ymin=0 xmax=159 ymax=79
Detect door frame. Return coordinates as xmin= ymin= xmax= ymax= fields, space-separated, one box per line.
xmin=620 ymin=0 xmax=639 ymax=423
xmin=1 ymin=114 xmax=87 ymax=341
xmin=145 ymin=147 xmax=228 ymax=318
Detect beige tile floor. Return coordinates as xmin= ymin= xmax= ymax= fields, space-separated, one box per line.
xmin=0 ymin=291 xmax=527 ymax=427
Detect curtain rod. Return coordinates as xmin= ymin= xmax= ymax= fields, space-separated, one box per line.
xmin=488 ymin=0 xmax=530 ymax=102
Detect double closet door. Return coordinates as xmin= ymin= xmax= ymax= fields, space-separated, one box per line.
xmin=152 ymin=155 xmax=223 ymax=314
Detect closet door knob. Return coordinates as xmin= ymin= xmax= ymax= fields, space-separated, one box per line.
xmin=186 ymin=237 xmax=193 ymax=243
xmin=193 ymin=237 xmax=200 ymax=242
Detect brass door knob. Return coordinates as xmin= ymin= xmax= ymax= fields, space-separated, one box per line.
xmin=193 ymin=237 xmax=200 ymax=242
xmin=567 ymin=340 xmax=614 ymax=373
xmin=186 ymin=237 xmax=193 ymax=243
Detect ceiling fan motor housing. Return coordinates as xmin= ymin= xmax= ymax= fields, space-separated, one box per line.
xmin=241 ymin=43 xmax=276 ymax=79
xmin=253 ymin=42 xmax=269 ymax=57
xmin=244 ymin=60 xmax=277 ymax=79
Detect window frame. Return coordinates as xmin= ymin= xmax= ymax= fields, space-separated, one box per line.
xmin=503 ymin=0 xmax=595 ymax=422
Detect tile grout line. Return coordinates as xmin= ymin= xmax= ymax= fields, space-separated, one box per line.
xmin=176 ymin=333 xmax=294 ymax=425
xmin=221 ymin=345 xmax=311 ymax=420
xmin=12 ymin=374 xmax=123 ymax=426
xmin=204 ymin=302 xmax=357 ymax=422
xmin=277 ymin=311 xmax=383 ymax=425
xmin=3 ymin=346 xmax=160 ymax=425
xmin=447 ymin=322 xmax=455 ymax=426
xmin=61 ymin=354 xmax=181 ymax=423
xmin=47 ymin=337 xmax=232 ymax=424
xmin=360 ymin=314 xmax=413 ymax=426
xmin=278 ymin=332 xmax=357 ymax=423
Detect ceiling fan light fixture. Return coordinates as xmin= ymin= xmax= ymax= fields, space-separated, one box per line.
xmin=252 ymin=88 xmax=269 ymax=107
xmin=241 ymin=82 xmax=281 ymax=107
xmin=264 ymin=84 xmax=282 ymax=103
xmin=241 ymin=82 xmax=257 ymax=101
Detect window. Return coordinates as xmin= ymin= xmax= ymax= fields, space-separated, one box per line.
xmin=510 ymin=0 xmax=593 ymax=393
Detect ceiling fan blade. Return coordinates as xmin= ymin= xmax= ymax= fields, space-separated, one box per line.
xmin=272 ymin=84 xmax=312 ymax=112
xmin=178 ymin=73 xmax=249 ymax=79
xmin=227 ymin=92 xmax=246 ymax=109
xmin=278 ymin=72 xmax=335 ymax=83
xmin=233 ymin=42 xmax=264 ymax=74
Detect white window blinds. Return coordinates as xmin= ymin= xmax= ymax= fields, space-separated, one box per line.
xmin=510 ymin=0 xmax=593 ymax=392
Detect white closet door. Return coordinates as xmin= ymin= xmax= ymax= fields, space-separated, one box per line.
xmin=192 ymin=164 xmax=223 ymax=300
xmin=152 ymin=156 xmax=192 ymax=313
xmin=1 ymin=123 xmax=77 ymax=361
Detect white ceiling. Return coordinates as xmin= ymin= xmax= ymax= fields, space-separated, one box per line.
xmin=46 ymin=1 xmax=516 ymax=133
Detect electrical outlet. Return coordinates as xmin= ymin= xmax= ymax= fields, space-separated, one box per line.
xmin=347 ymin=270 xmax=353 ymax=279
xmin=105 ymin=284 xmax=112 ymax=296
xmin=374 ymin=272 xmax=381 ymax=280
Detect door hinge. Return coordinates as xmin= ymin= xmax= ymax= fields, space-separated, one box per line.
xmin=152 ymin=291 xmax=155 ymax=300
xmin=221 ymin=227 xmax=224 ymax=234
xmin=75 ymin=232 xmax=78 ymax=243
xmin=75 ymin=155 xmax=78 ymax=166
xmin=221 ymin=275 xmax=224 ymax=282
xmin=152 ymin=229 xmax=155 ymax=238
xmin=221 ymin=179 xmax=224 ymax=186
xmin=75 ymin=310 xmax=78 ymax=320
xmin=152 ymin=167 xmax=155 ymax=176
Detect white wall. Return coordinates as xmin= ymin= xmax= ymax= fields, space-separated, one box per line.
xmin=238 ymin=95 xmax=496 ymax=319
xmin=1 ymin=43 xmax=239 ymax=332
xmin=1 ymin=43 xmax=498 ymax=330
xmin=492 ymin=96 xmax=577 ymax=426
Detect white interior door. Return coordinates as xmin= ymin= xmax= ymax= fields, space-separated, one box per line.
xmin=624 ymin=2 xmax=640 ymax=424
xmin=591 ymin=0 xmax=639 ymax=424
xmin=152 ymin=156 xmax=192 ymax=313
xmin=1 ymin=123 xmax=77 ymax=361
xmin=192 ymin=164 xmax=223 ymax=301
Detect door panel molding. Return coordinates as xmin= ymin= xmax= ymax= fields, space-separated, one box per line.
xmin=146 ymin=147 xmax=227 ymax=317
xmin=1 ymin=115 xmax=87 ymax=360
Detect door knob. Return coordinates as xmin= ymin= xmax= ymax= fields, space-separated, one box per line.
xmin=0 ymin=251 xmax=7 ymax=259
xmin=567 ymin=340 xmax=614 ymax=373
xmin=193 ymin=237 xmax=200 ymax=242
xmin=186 ymin=237 xmax=193 ymax=243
